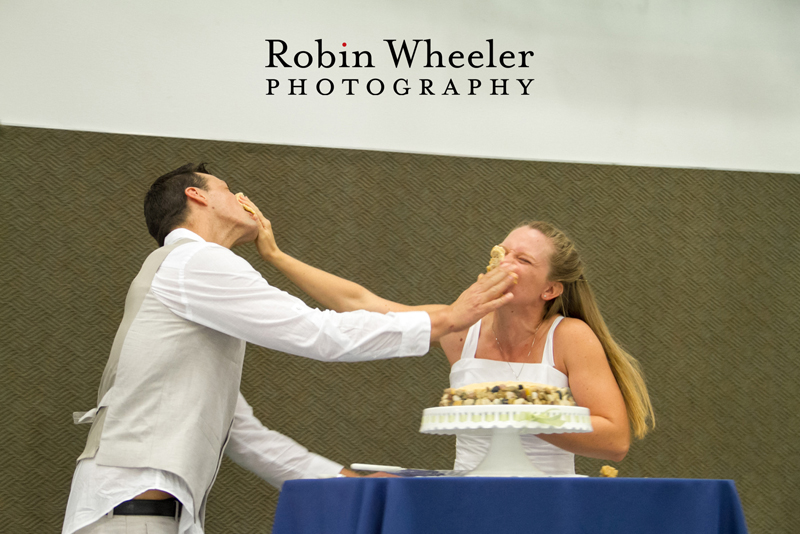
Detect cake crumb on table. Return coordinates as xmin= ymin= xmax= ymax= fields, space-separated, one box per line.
xmin=600 ymin=465 xmax=619 ymax=477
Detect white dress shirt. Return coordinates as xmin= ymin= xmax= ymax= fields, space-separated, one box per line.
xmin=63 ymin=228 xmax=432 ymax=534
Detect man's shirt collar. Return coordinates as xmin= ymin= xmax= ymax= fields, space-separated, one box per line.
xmin=164 ymin=228 xmax=205 ymax=246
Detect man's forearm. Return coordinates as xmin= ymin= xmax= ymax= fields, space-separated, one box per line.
xmin=227 ymin=393 xmax=344 ymax=488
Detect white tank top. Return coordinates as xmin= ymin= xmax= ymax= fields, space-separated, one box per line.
xmin=449 ymin=315 xmax=576 ymax=475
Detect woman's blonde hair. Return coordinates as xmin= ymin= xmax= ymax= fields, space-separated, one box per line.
xmin=520 ymin=221 xmax=655 ymax=439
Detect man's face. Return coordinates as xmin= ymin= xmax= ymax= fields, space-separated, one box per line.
xmin=198 ymin=173 xmax=259 ymax=243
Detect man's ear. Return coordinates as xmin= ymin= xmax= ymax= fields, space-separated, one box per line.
xmin=543 ymin=281 xmax=563 ymax=301
xmin=185 ymin=186 xmax=209 ymax=206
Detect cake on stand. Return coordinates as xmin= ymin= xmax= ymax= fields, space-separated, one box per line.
xmin=420 ymin=404 xmax=592 ymax=477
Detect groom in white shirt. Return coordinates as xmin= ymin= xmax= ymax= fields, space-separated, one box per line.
xmin=63 ymin=163 xmax=516 ymax=534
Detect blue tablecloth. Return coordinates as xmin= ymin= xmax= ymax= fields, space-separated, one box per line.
xmin=272 ymin=477 xmax=748 ymax=534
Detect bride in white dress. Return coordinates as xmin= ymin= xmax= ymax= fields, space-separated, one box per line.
xmin=242 ymin=197 xmax=654 ymax=474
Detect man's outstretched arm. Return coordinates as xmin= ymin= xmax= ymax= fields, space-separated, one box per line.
xmin=225 ymin=392 xmax=349 ymax=489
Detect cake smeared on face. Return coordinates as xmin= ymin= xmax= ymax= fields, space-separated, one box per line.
xmin=486 ymin=245 xmax=506 ymax=272
xmin=439 ymin=381 xmax=576 ymax=407
xmin=235 ymin=192 xmax=257 ymax=215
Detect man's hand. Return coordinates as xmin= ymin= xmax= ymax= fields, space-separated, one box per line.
xmin=339 ymin=467 xmax=399 ymax=478
xmin=428 ymin=268 xmax=516 ymax=342
xmin=236 ymin=193 xmax=282 ymax=262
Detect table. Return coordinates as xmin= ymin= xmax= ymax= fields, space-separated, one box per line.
xmin=272 ymin=477 xmax=748 ymax=534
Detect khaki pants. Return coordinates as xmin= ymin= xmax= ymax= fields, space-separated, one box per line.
xmin=74 ymin=514 xmax=179 ymax=534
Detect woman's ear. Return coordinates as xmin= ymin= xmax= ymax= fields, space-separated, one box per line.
xmin=542 ymin=281 xmax=564 ymax=301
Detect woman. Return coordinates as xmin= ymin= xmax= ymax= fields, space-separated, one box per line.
xmin=239 ymin=195 xmax=654 ymax=474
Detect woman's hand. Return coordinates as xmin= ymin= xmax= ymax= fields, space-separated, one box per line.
xmin=236 ymin=193 xmax=282 ymax=262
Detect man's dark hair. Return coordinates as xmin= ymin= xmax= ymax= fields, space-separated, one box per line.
xmin=144 ymin=163 xmax=210 ymax=246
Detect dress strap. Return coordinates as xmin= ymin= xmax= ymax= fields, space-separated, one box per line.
xmin=541 ymin=315 xmax=565 ymax=368
xmin=458 ymin=319 xmax=482 ymax=360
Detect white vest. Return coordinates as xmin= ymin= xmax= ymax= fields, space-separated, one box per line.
xmin=77 ymin=240 xmax=245 ymax=526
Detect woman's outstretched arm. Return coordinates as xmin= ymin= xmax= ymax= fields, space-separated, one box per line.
xmin=239 ymin=193 xmax=445 ymax=315
xmin=237 ymin=194 xmax=509 ymax=357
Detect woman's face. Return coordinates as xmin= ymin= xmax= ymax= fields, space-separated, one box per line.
xmin=498 ymin=227 xmax=557 ymax=305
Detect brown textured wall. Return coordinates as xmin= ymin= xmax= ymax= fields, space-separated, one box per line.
xmin=1 ymin=125 xmax=798 ymax=533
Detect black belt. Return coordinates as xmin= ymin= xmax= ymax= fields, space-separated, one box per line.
xmin=113 ymin=498 xmax=181 ymax=518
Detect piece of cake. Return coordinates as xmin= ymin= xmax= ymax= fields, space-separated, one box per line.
xmin=486 ymin=245 xmax=506 ymax=272
xmin=235 ymin=192 xmax=257 ymax=214
xmin=439 ymin=381 xmax=576 ymax=407
xmin=600 ymin=465 xmax=619 ymax=477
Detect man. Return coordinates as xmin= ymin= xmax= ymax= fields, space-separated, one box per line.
xmin=63 ymin=163 xmax=516 ymax=534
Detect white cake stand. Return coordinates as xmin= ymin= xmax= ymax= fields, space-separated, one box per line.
xmin=420 ymin=405 xmax=592 ymax=477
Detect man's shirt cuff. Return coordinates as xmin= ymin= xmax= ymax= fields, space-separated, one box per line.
xmin=391 ymin=310 xmax=432 ymax=356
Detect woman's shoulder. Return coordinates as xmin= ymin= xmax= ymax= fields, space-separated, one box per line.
xmin=440 ymin=321 xmax=480 ymax=365
xmin=553 ymin=317 xmax=603 ymax=356
xmin=554 ymin=316 xmax=593 ymax=335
